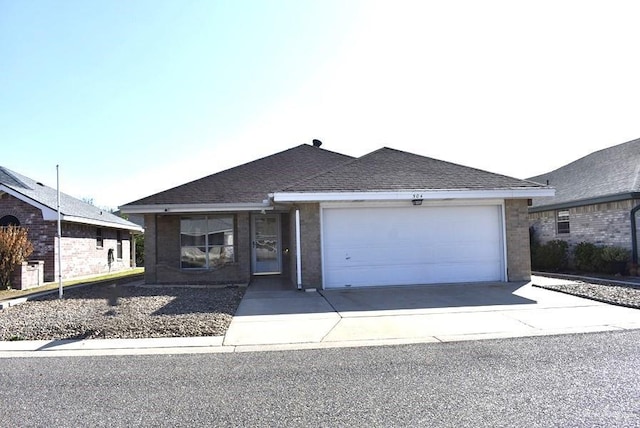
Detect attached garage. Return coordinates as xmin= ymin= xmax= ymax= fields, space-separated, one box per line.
xmin=321 ymin=203 xmax=505 ymax=288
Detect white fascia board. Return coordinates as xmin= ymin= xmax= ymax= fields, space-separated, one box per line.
xmin=273 ymin=188 xmax=555 ymax=202
xmin=0 ymin=185 xmax=60 ymax=220
xmin=119 ymin=202 xmax=273 ymax=214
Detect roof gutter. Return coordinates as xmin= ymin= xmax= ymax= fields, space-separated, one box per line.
xmin=273 ymin=188 xmax=554 ymax=203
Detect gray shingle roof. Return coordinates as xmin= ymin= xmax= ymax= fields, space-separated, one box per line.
xmin=124 ymin=144 xmax=354 ymax=206
xmin=528 ymin=138 xmax=640 ymax=209
xmin=282 ymin=147 xmax=545 ymax=192
xmin=0 ymin=166 xmax=142 ymax=231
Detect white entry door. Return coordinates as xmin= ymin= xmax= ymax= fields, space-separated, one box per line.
xmin=252 ymin=214 xmax=281 ymax=274
xmin=322 ymin=204 xmax=504 ymax=288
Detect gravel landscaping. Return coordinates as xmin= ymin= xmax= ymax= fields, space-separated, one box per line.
xmin=0 ymin=283 xmax=245 ymax=341
xmin=533 ymin=276 xmax=640 ymax=309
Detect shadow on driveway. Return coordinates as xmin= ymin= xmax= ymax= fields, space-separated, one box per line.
xmin=235 ymin=281 xmax=535 ymax=317
xmin=320 ymin=282 xmax=534 ymax=313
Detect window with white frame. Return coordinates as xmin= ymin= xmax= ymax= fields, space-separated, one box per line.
xmin=557 ymin=210 xmax=570 ymax=234
xmin=180 ymin=216 xmax=235 ymax=269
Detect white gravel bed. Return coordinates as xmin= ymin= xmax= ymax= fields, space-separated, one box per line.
xmin=0 ymin=283 xmax=245 ymax=341
xmin=533 ymin=278 xmax=640 ymax=309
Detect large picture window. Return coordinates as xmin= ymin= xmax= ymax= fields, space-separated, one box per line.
xmin=180 ymin=216 xmax=235 ymax=269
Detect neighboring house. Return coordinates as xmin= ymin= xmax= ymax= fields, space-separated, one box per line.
xmin=528 ymin=137 xmax=640 ymax=263
xmin=0 ymin=166 xmax=144 ymax=284
xmin=120 ymin=143 xmax=552 ymax=289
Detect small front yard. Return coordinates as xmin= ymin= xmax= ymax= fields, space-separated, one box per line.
xmin=0 ymin=283 xmax=245 ymax=341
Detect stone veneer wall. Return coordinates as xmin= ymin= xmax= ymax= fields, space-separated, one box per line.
xmin=529 ymin=199 xmax=640 ymax=255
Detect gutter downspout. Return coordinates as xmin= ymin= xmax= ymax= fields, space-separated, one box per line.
xmin=631 ymin=203 xmax=640 ymax=264
xmin=295 ymin=208 xmax=302 ymax=290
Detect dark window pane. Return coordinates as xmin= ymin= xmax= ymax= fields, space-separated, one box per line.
xmin=0 ymin=215 xmax=20 ymax=227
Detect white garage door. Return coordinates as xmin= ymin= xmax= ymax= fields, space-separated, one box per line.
xmin=322 ymin=205 xmax=504 ymax=288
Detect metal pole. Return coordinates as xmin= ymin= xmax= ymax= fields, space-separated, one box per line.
xmin=57 ymin=165 xmax=63 ymax=299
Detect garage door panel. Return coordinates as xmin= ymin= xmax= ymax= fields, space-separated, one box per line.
xmin=325 ymin=241 xmax=500 ymax=267
xmin=326 ymin=261 xmax=501 ymax=287
xmin=323 ymin=205 xmax=504 ymax=288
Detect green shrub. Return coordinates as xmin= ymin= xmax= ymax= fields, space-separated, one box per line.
xmin=600 ymin=246 xmax=630 ymax=262
xmin=573 ymin=242 xmax=605 ymax=272
xmin=532 ymin=239 xmax=569 ymax=271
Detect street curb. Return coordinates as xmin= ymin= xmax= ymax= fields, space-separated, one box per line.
xmin=0 ymin=335 xmax=224 ymax=352
xmin=2 ymin=327 xmax=638 ymax=358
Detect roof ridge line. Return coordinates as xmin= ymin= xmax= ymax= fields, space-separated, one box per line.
xmin=0 ymin=166 xmax=32 ymax=189
xmin=275 ymin=148 xmax=359 ymax=192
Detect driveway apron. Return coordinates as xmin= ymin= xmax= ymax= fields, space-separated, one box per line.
xmin=224 ymin=276 xmax=640 ymax=348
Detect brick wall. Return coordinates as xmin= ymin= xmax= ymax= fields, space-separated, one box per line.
xmin=0 ymin=192 xmax=56 ymax=279
xmin=1 ymin=192 xmax=133 ymax=282
xmin=280 ymin=212 xmax=292 ymax=281
xmin=297 ymin=203 xmax=322 ymax=288
xmin=505 ymin=199 xmax=532 ymax=281
xmin=57 ymin=224 xmax=132 ymax=280
xmin=143 ymin=214 xmax=157 ymax=283
xmin=149 ymin=212 xmax=251 ymax=285
xmin=529 ymin=199 xmax=640 ymax=255
xmin=289 ymin=207 xmax=299 ymax=286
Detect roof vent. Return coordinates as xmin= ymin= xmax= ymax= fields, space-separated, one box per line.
xmin=312 ymin=139 xmax=322 ymax=148
xmin=36 ymin=182 xmax=44 ymax=186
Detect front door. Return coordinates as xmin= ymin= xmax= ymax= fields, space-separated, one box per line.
xmin=252 ymin=214 xmax=281 ymax=274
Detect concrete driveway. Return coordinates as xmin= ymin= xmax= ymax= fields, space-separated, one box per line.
xmin=223 ymin=276 xmax=640 ymax=349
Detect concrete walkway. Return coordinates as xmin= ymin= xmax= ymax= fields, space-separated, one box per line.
xmin=2 ymin=275 xmax=640 ymax=357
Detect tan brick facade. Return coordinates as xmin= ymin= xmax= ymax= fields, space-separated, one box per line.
xmin=297 ymin=203 xmax=322 ymax=289
xmin=505 ymin=199 xmax=532 ymax=281
xmin=529 ymin=199 xmax=640 ymax=253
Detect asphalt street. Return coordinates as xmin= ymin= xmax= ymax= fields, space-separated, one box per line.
xmin=1 ymin=330 xmax=639 ymax=427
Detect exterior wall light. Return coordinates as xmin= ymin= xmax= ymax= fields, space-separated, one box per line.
xmin=411 ymin=199 xmax=423 ymax=206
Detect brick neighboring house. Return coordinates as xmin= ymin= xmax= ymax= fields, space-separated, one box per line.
xmin=0 ymin=167 xmax=144 ymax=284
xmin=528 ymin=137 xmax=640 ymax=264
xmin=120 ymin=142 xmax=552 ymax=289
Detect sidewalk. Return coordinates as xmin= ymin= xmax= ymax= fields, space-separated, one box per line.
xmin=1 ymin=275 xmax=640 ymax=358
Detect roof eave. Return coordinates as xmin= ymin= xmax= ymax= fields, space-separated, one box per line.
xmin=60 ymin=215 xmax=144 ymax=232
xmin=119 ymin=202 xmax=273 ymax=214
xmin=273 ymin=188 xmax=555 ymax=202
xmin=529 ymin=192 xmax=640 ymax=213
